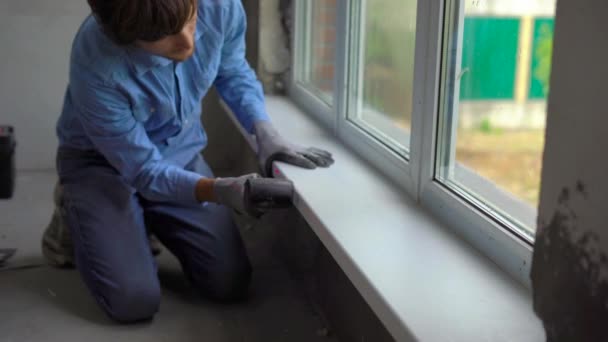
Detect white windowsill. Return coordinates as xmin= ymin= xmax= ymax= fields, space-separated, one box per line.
xmin=221 ymin=96 xmax=545 ymax=342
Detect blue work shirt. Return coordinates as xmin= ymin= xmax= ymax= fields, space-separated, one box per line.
xmin=57 ymin=0 xmax=269 ymax=205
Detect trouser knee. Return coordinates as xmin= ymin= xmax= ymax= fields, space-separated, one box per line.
xmin=100 ymin=281 xmax=161 ymax=323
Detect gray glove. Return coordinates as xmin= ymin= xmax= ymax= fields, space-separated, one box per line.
xmin=214 ymin=174 xmax=260 ymax=215
xmin=214 ymin=174 xmax=294 ymax=217
xmin=253 ymin=120 xmax=334 ymax=176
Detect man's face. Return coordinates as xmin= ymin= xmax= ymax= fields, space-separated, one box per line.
xmin=136 ymin=11 xmax=197 ymax=62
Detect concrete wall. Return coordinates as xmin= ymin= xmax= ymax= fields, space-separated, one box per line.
xmin=0 ymin=1 xmax=90 ymax=170
xmin=276 ymin=208 xmax=395 ymax=342
xmin=530 ymin=0 xmax=608 ymax=340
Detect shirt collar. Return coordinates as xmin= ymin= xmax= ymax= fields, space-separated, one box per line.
xmin=195 ymin=15 xmax=204 ymax=41
xmin=126 ymin=23 xmax=204 ymax=76
xmin=126 ymin=46 xmax=174 ymax=76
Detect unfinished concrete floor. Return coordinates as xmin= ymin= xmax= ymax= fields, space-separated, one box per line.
xmin=0 ymin=171 xmax=335 ymax=342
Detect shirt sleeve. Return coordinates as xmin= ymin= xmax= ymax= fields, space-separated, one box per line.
xmin=70 ymin=74 xmax=203 ymax=205
xmin=214 ymin=0 xmax=270 ymax=134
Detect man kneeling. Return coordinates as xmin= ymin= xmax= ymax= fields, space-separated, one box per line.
xmin=42 ymin=0 xmax=333 ymax=323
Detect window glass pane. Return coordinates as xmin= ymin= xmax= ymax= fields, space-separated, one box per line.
xmin=437 ymin=0 xmax=556 ymax=239
xmin=347 ymin=0 xmax=417 ymax=157
xmin=299 ymin=0 xmax=337 ymax=106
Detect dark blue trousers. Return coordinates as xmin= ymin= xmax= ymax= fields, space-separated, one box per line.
xmin=57 ymin=148 xmax=251 ymax=323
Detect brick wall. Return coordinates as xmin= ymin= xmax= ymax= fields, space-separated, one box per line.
xmin=309 ymin=0 xmax=337 ymax=93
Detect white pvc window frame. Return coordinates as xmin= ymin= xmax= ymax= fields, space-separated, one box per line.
xmin=289 ymin=0 xmax=535 ymax=288
xmin=290 ymin=0 xmax=418 ymax=196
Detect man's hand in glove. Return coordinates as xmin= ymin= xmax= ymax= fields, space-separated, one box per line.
xmin=209 ymin=174 xmax=293 ymax=217
xmin=253 ymin=120 xmax=334 ymax=177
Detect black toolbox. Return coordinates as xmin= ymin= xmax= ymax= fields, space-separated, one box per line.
xmin=0 ymin=126 xmax=15 ymax=199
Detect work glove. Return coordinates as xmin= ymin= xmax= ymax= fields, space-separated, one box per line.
xmin=253 ymin=120 xmax=334 ymax=177
xmin=213 ymin=173 xmax=294 ymax=217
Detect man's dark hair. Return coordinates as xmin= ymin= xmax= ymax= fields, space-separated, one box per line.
xmin=88 ymin=0 xmax=197 ymax=45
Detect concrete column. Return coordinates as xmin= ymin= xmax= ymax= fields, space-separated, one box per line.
xmin=531 ymin=0 xmax=608 ymax=340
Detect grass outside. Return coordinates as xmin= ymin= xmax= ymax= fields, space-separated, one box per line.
xmin=456 ymin=129 xmax=545 ymax=206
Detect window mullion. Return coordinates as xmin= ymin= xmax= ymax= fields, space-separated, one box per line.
xmin=437 ymin=0 xmax=466 ymax=181
xmin=334 ymin=0 xmax=352 ymax=136
xmin=411 ymin=0 xmax=446 ymax=200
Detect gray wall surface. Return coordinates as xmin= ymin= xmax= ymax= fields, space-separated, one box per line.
xmin=531 ymin=0 xmax=608 ymax=340
xmin=0 ymin=1 xmax=90 ymax=170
